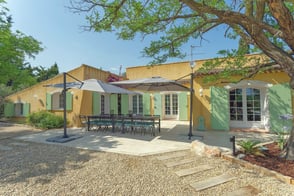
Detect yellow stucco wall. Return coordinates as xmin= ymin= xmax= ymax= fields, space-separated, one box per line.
xmin=126 ymin=60 xmax=209 ymax=80
xmin=5 ymin=64 xmax=122 ymax=127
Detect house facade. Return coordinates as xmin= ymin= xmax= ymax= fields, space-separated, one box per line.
xmin=4 ymin=65 xmax=126 ymax=127
xmin=4 ymin=56 xmax=293 ymax=133
xmin=126 ymin=56 xmax=293 ymax=133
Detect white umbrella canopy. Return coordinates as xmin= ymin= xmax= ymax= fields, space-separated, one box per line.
xmin=46 ymin=79 xmax=136 ymax=94
xmin=110 ymin=76 xmax=189 ymax=91
xmin=79 ymin=79 xmax=136 ymax=94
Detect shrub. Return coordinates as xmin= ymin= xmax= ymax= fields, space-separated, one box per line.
xmin=273 ymin=130 xmax=289 ymax=150
xmin=27 ymin=111 xmax=64 ymax=129
xmin=238 ymin=140 xmax=265 ymax=156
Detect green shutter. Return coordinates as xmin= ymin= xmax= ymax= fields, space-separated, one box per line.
xmin=143 ymin=93 xmax=150 ymax=115
xmin=269 ymin=83 xmax=292 ymax=132
xmin=211 ymin=86 xmax=229 ymax=131
xmin=66 ymin=92 xmax=72 ymax=111
xmin=23 ymin=103 xmax=30 ymax=117
xmin=92 ymin=92 xmax=101 ymax=115
xmin=179 ymin=92 xmax=188 ymax=120
xmin=154 ymin=93 xmax=162 ymax=117
xmin=110 ymin=94 xmax=118 ymax=114
xmin=121 ymin=94 xmax=129 ymax=115
xmin=46 ymin=93 xmax=52 ymax=110
xmin=4 ymin=103 xmax=14 ymax=117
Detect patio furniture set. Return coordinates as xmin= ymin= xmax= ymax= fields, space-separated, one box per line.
xmin=79 ymin=114 xmax=161 ymax=136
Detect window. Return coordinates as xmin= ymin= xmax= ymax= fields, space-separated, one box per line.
xmin=246 ymin=88 xmax=261 ymax=121
xmin=101 ymin=95 xmax=105 ymax=114
xmin=230 ymin=89 xmax=243 ymax=121
xmin=165 ymin=94 xmax=171 ymax=115
xmin=229 ymin=88 xmax=261 ymax=122
xmin=132 ymin=95 xmax=143 ymax=114
xmin=14 ymin=103 xmax=24 ymax=116
xmin=118 ymin=94 xmax=121 ymax=115
xmin=172 ymin=94 xmax=178 ymax=115
xmin=164 ymin=94 xmax=178 ymax=116
xmin=52 ymin=92 xmax=63 ymax=110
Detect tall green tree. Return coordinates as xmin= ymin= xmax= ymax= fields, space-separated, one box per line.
xmin=0 ymin=0 xmax=43 ymax=90
xmin=35 ymin=63 xmax=59 ymax=82
xmin=70 ymin=0 xmax=294 ymax=159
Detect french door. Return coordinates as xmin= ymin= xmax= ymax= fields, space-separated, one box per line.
xmin=229 ymin=88 xmax=263 ymax=128
xmin=164 ymin=94 xmax=178 ymax=119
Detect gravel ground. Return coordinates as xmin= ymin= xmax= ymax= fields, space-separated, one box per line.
xmin=1 ymin=138 xmax=294 ymax=196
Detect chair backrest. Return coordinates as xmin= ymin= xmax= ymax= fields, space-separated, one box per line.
xmin=79 ymin=115 xmax=88 ymax=124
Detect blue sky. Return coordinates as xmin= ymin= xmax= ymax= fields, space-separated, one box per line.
xmin=6 ymin=0 xmax=238 ymax=75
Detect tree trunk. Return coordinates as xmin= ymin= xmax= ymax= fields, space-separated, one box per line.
xmin=284 ymin=85 xmax=294 ymax=160
xmin=284 ymin=126 xmax=294 ymax=160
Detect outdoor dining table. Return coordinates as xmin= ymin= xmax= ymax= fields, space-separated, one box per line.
xmin=86 ymin=114 xmax=161 ymax=135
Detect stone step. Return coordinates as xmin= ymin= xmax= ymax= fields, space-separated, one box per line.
xmin=224 ymin=185 xmax=261 ymax=196
xmin=156 ymin=151 xmax=188 ymax=161
xmin=175 ymin=165 xmax=213 ymax=177
xmin=190 ymin=173 xmax=236 ymax=191
xmin=164 ymin=158 xmax=195 ymax=168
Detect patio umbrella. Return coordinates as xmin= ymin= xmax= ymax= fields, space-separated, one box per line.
xmin=111 ymin=76 xmax=198 ymax=140
xmin=110 ymin=76 xmax=189 ymax=91
xmin=46 ymin=79 xmax=136 ymax=94
xmin=78 ymin=79 xmax=136 ymax=94
xmin=45 ymin=74 xmax=136 ymax=143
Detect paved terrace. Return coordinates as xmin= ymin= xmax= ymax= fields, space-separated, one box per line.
xmin=2 ymin=120 xmax=278 ymax=156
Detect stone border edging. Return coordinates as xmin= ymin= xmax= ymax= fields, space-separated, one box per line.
xmin=221 ymin=153 xmax=294 ymax=185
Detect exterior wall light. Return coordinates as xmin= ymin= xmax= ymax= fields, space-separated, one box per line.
xmin=199 ymin=88 xmax=203 ymax=97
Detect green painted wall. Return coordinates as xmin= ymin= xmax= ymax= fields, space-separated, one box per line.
xmin=143 ymin=93 xmax=150 ymax=115
xmin=66 ymin=92 xmax=73 ymax=111
xmin=154 ymin=93 xmax=162 ymax=117
xmin=46 ymin=93 xmax=52 ymax=110
xmin=211 ymin=86 xmax=229 ymax=130
xmin=92 ymin=92 xmax=100 ymax=115
xmin=23 ymin=103 xmax=30 ymax=117
xmin=121 ymin=94 xmax=129 ymax=115
xmin=110 ymin=94 xmax=118 ymax=114
xmin=4 ymin=103 xmax=14 ymax=117
xmin=269 ymin=83 xmax=292 ymax=132
xmin=179 ymin=92 xmax=188 ymax=120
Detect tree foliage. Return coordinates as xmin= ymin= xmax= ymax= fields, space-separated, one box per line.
xmin=70 ymin=0 xmax=294 ymax=85
xmin=0 ymin=1 xmax=59 ymax=95
xmin=0 ymin=0 xmax=43 ymax=90
xmin=35 ymin=63 xmax=59 ymax=82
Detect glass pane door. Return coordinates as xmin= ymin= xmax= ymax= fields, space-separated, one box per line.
xmin=229 ymin=87 xmax=262 ymax=128
xmin=132 ymin=95 xmax=143 ymax=114
xmin=246 ymin=88 xmax=261 ymax=121
xmin=164 ymin=94 xmax=178 ymax=119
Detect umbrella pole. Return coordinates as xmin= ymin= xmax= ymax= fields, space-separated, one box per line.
xmin=188 ymin=72 xmax=194 ymax=140
xmin=63 ymin=72 xmax=68 ymax=138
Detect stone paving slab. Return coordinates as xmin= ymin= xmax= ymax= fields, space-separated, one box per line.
xmin=190 ymin=173 xmax=236 ymax=191
xmin=164 ymin=158 xmax=195 ymax=168
xmin=0 ymin=145 xmax=13 ymax=151
xmin=10 ymin=142 xmax=29 ymax=146
xmin=175 ymin=165 xmax=213 ymax=177
xmin=224 ymin=185 xmax=261 ymax=196
xmin=156 ymin=151 xmax=187 ymax=161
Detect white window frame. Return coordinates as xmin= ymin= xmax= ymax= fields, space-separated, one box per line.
xmin=131 ymin=94 xmax=143 ymax=115
xmin=162 ymin=92 xmax=179 ymax=120
xmin=14 ymin=102 xmax=24 ymax=116
xmin=51 ymin=92 xmax=64 ymax=110
xmin=225 ymin=80 xmax=272 ymax=130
